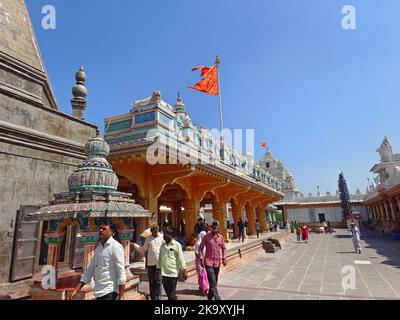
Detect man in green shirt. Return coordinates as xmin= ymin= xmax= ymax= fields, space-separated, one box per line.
xmin=156 ymin=228 xmax=187 ymax=300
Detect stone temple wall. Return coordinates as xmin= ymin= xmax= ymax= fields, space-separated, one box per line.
xmin=0 ymin=142 xmax=82 ymax=284
xmin=0 ymin=0 xmax=98 ymax=292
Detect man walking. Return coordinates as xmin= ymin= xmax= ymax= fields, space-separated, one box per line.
xmin=133 ymin=224 xmax=163 ymax=300
xmin=199 ymin=221 xmax=227 ymax=300
xmin=350 ymin=222 xmax=362 ymax=254
xmin=255 ymin=220 xmax=261 ymax=239
xmin=156 ymin=228 xmax=187 ymax=300
xmin=237 ymin=218 xmax=245 ymax=243
xmin=68 ymin=219 xmax=126 ymax=300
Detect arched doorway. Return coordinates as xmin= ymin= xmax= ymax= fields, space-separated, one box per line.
xmin=158 ymin=183 xmax=186 ymax=239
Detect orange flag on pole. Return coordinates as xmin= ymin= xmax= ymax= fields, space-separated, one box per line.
xmin=261 ymin=142 xmax=268 ymax=148
xmin=187 ymin=65 xmax=219 ymax=96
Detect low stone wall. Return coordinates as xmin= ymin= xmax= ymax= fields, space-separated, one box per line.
xmin=185 ymin=232 xmax=291 ymax=281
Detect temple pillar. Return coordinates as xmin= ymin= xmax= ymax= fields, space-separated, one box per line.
xmin=184 ymin=196 xmax=199 ymax=241
xmin=379 ymin=203 xmax=384 ymax=220
xmin=389 ymin=199 xmax=396 ymax=221
xmin=213 ymin=201 xmax=229 ymax=242
xmin=383 ymin=201 xmax=390 ymax=221
xmin=231 ymin=201 xmax=241 ymax=238
xmin=119 ymin=229 xmax=135 ymax=277
xmin=246 ymin=203 xmax=256 ymax=235
xmin=147 ymin=196 xmax=159 ymax=226
xmin=394 ymin=197 xmax=400 ymax=231
xmin=257 ymin=206 xmax=268 ymax=233
xmin=376 ymin=204 xmax=381 ymax=220
xmin=371 ymin=205 xmax=376 ymax=220
xmin=80 ymin=231 xmax=100 ymax=273
xmin=44 ymin=232 xmax=65 ymax=269
xmin=396 ymin=197 xmax=400 ymax=220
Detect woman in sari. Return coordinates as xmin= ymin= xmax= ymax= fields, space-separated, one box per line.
xmin=195 ymin=231 xmax=209 ymax=295
xmin=301 ymin=224 xmax=309 ymax=243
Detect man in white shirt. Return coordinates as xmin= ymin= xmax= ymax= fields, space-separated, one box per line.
xmin=68 ymin=219 xmax=126 ymax=300
xmin=133 ymin=224 xmax=164 ymax=300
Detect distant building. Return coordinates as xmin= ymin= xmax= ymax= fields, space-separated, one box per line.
xmin=364 ymin=137 xmax=400 ymax=232
xmin=259 ymin=150 xmax=300 ymax=201
xmin=260 ymin=150 xmax=368 ymax=229
xmin=278 ymin=193 xmax=367 ymax=230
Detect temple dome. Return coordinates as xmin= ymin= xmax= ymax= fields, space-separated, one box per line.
xmin=68 ymin=135 xmax=118 ymax=192
xmin=174 ymin=94 xmax=186 ymax=114
xmin=84 ymin=135 xmax=110 ymax=158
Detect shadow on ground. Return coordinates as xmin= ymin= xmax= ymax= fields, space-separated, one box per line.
xmin=176 ymin=289 xmax=203 ymax=296
xmin=359 ymin=229 xmax=400 ymax=269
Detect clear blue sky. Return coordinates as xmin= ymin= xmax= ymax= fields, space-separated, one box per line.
xmin=26 ymin=0 xmax=400 ymax=195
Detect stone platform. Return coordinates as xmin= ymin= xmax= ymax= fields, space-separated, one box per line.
xmin=30 ymin=272 xmax=145 ymax=300
xmin=133 ymin=231 xmax=291 ymax=282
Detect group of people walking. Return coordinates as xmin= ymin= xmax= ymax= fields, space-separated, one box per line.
xmin=293 ymin=222 xmax=309 ymax=243
xmin=131 ymin=217 xmax=227 ymax=300
xmin=66 ymin=216 xmax=364 ymax=301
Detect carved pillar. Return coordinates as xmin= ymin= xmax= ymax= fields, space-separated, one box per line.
xmin=231 ymin=201 xmax=240 ymax=239
xmin=389 ymin=199 xmax=396 ymax=221
xmin=184 ymin=196 xmax=199 ymax=242
xmin=371 ymin=205 xmax=376 ymax=220
xmin=394 ymin=197 xmax=400 ymax=231
xmin=379 ymin=202 xmax=384 ymax=220
xmin=257 ymin=206 xmax=268 ymax=233
xmin=44 ymin=232 xmax=65 ymax=269
xmin=147 ymin=196 xmax=159 ymax=227
xmin=80 ymin=231 xmax=99 ymax=274
xmin=213 ymin=201 xmax=229 ymax=242
xmin=377 ymin=203 xmax=381 ymax=220
xmin=119 ymin=229 xmax=135 ymax=278
xmin=396 ymin=197 xmax=400 ymax=220
xmin=246 ymin=203 xmax=256 ymax=235
xmin=383 ymin=201 xmax=390 ymax=221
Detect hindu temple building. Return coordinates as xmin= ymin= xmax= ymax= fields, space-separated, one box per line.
xmin=104 ymin=92 xmax=285 ymax=242
xmin=27 ymin=135 xmax=151 ymax=300
xmin=259 ymin=150 xmax=301 ymax=201
xmin=0 ymin=0 xmax=97 ymax=298
xmin=364 ymin=137 xmax=400 ymax=232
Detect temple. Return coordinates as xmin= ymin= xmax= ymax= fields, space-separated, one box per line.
xmin=27 ymin=135 xmax=151 ymax=300
xmin=364 ymin=137 xmax=400 ymax=232
xmin=104 ymin=92 xmax=285 ymax=242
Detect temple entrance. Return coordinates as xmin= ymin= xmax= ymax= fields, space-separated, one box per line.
xmin=158 ymin=183 xmax=186 ymax=239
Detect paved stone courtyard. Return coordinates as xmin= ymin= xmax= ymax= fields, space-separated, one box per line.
xmin=139 ymin=229 xmax=400 ymax=300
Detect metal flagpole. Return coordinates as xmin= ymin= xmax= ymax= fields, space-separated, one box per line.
xmin=215 ymin=55 xmax=224 ymax=144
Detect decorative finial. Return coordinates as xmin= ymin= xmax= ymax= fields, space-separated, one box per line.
xmin=71 ymin=66 xmax=88 ymax=120
xmin=174 ymin=92 xmax=186 ymax=114
xmin=215 ymin=55 xmax=221 ymax=65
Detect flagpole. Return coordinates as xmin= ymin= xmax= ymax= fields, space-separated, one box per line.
xmin=215 ymin=55 xmax=224 ymax=145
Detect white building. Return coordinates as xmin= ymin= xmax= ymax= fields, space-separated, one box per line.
xmin=259 ymin=150 xmax=368 ymax=229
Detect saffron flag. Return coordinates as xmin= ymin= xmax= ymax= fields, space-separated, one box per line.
xmin=261 ymin=142 xmax=268 ymax=148
xmin=187 ymin=65 xmax=219 ymax=96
